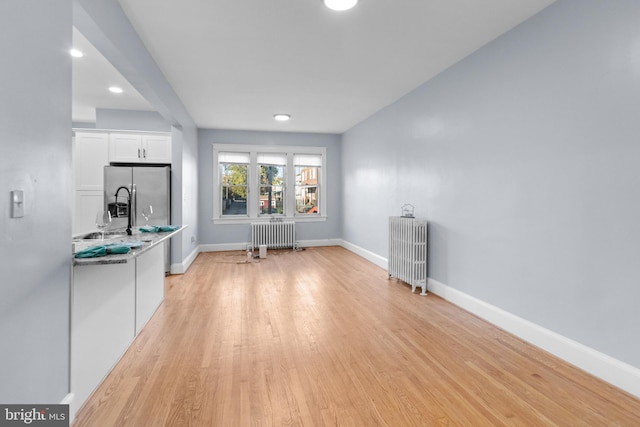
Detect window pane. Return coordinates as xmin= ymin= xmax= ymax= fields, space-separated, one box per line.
xmin=222 ymin=186 xmax=247 ymax=215
xmin=222 ymin=163 xmax=247 ymax=185
xmin=295 ymin=186 xmax=318 ymax=214
xmin=259 ymin=165 xmax=285 ymax=215
xmin=260 ymin=185 xmax=284 ymax=214
xmin=295 ymin=165 xmax=319 ymax=214
xmin=296 ymin=166 xmax=318 ymax=186
xmin=260 ymin=165 xmax=284 ymax=185
xmin=221 ymin=163 xmax=247 ymax=215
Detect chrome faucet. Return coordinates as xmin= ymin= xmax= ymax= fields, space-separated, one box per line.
xmin=114 ymin=186 xmax=133 ymax=235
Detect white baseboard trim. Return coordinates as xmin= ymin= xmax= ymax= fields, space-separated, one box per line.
xmin=200 ymin=239 xmax=343 ymax=254
xmin=170 ymin=246 xmax=200 ymax=274
xmin=298 ymin=238 xmax=342 ymax=248
xmin=339 ymin=240 xmax=387 ymax=270
xmin=427 ymin=277 xmax=640 ymax=399
xmin=339 ymin=240 xmax=640 ymax=399
xmin=60 ymin=393 xmax=74 ymax=405
xmin=200 ymin=243 xmax=247 ymax=252
xmin=61 ymin=393 xmax=75 ymax=422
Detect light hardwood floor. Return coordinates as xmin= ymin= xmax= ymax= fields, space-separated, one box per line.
xmin=72 ymin=246 xmax=640 ymax=426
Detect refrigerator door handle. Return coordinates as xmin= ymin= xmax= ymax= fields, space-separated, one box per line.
xmin=132 ymin=184 xmax=137 ymax=226
xmin=138 ymin=147 xmax=141 ymax=159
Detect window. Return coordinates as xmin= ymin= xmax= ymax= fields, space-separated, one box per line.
xmin=213 ymin=144 xmax=326 ymax=223
xmin=294 ymin=153 xmax=322 ymax=215
xmin=219 ymin=152 xmax=250 ymax=216
xmin=258 ymin=153 xmax=286 ymax=215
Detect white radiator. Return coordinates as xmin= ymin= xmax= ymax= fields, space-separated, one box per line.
xmin=251 ymin=221 xmax=296 ymax=250
xmin=388 ymin=216 xmax=428 ymax=295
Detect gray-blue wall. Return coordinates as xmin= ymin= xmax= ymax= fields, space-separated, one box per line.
xmin=342 ymin=0 xmax=640 ymax=369
xmin=0 ymin=0 xmax=73 ymax=402
xmin=198 ymin=129 xmax=342 ymax=246
xmin=96 ymin=108 xmax=171 ymax=132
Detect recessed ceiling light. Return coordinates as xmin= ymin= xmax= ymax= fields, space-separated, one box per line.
xmin=274 ymin=114 xmax=291 ymax=122
xmin=70 ymin=48 xmax=83 ymax=58
xmin=108 ymin=86 xmax=124 ymax=94
xmin=323 ymin=0 xmax=358 ymax=11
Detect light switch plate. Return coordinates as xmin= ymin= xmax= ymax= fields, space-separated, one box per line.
xmin=11 ymin=190 xmax=24 ymax=218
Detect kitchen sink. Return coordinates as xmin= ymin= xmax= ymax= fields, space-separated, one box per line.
xmin=81 ymin=231 xmax=128 ymax=240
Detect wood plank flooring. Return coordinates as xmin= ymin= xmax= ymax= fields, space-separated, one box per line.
xmin=72 ymin=246 xmax=640 ymax=426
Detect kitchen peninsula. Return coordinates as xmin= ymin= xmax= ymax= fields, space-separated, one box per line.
xmin=70 ymin=226 xmax=185 ymax=418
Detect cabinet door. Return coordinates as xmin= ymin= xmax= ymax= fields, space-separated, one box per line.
xmin=71 ymin=262 xmax=135 ymax=417
xmin=135 ymin=243 xmax=165 ymax=334
xmin=74 ymin=132 xmax=109 ymax=190
xmin=142 ymin=134 xmax=171 ymax=163
xmin=73 ymin=190 xmax=104 ymax=235
xmin=109 ymin=133 xmax=142 ymax=163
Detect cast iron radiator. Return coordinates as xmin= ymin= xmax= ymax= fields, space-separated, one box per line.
xmin=388 ymin=216 xmax=428 ymax=295
xmin=251 ymin=221 xmax=296 ymax=250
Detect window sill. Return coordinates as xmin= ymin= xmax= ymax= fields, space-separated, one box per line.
xmin=212 ymin=215 xmax=327 ymax=225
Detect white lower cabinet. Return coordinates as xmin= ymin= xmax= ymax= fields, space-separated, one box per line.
xmin=71 ymin=262 xmax=135 ymax=418
xmin=70 ymin=244 xmax=165 ymax=420
xmin=136 ymin=243 xmax=165 ymax=333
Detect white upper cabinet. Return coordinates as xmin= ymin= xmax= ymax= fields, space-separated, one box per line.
xmin=109 ymin=133 xmax=171 ymax=164
xmin=73 ymin=132 xmax=110 ymax=235
xmin=72 ymin=130 xmax=171 ymax=235
xmin=141 ymin=134 xmax=172 ymax=163
xmin=74 ymin=132 xmax=109 ymax=191
xmin=109 ymin=133 xmax=142 ymax=163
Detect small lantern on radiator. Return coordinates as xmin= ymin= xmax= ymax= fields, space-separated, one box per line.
xmin=401 ymin=204 xmax=415 ymax=218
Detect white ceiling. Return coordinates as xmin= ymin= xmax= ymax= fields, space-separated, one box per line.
xmin=72 ymin=0 xmax=556 ymax=133
xmin=72 ymin=28 xmax=153 ymax=124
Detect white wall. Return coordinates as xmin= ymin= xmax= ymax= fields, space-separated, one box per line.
xmin=0 ymin=0 xmax=73 ymax=402
xmin=171 ymin=125 xmax=200 ymax=270
xmin=342 ymin=0 xmax=640 ymax=370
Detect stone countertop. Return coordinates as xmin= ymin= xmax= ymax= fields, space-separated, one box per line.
xmin=72 ymin=225 xmax=186 ymax=267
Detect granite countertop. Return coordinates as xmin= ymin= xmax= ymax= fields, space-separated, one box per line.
xmin=72 ymin=225 xmax=186 ymax=266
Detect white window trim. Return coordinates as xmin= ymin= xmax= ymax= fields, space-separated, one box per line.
xmin=213 ymin=143 xmax=327 ymax=224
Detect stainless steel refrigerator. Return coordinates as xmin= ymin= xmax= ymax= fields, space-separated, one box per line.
xmin=104 ymin=165 xmax=171 ymax=272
